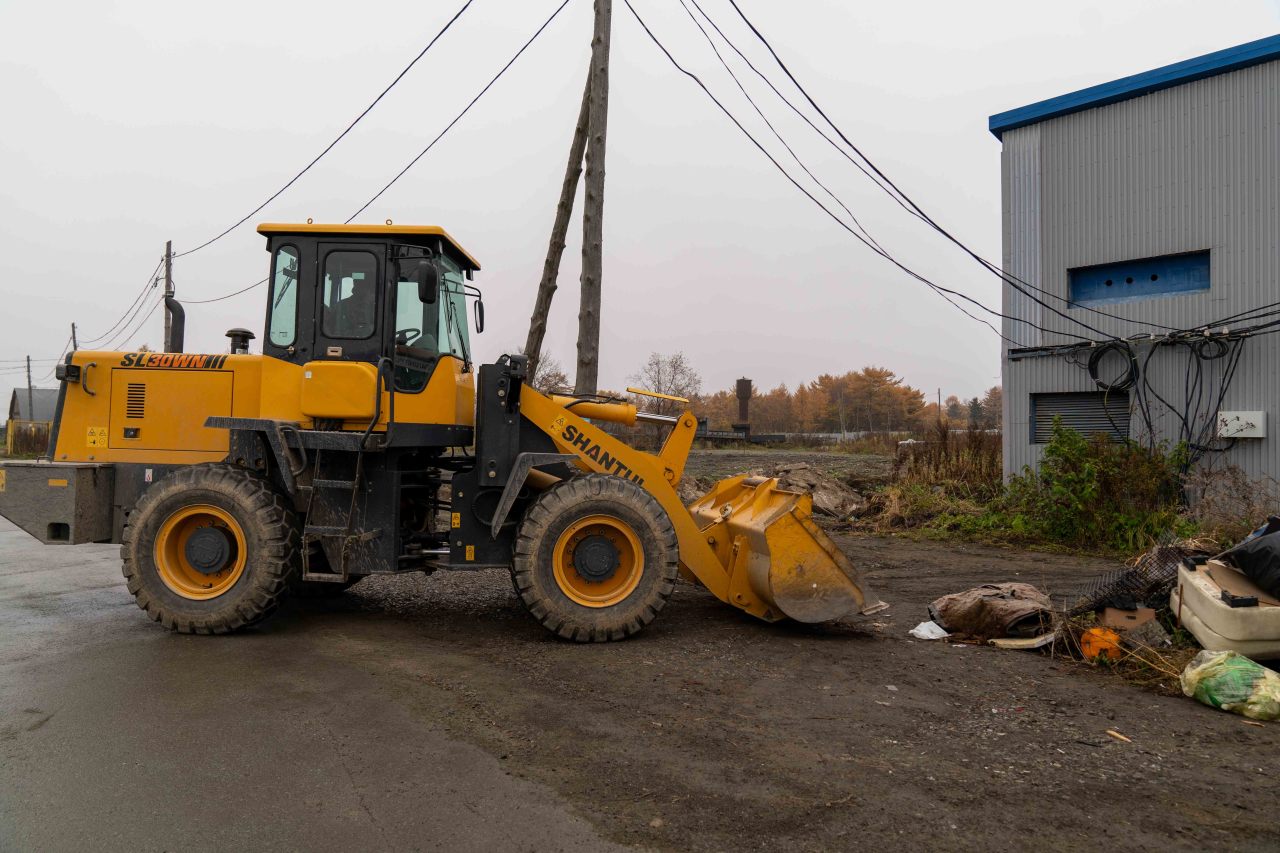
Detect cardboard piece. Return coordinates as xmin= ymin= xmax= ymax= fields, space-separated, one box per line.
xmin=1099 ymin=607 xmax=1158 ymax=630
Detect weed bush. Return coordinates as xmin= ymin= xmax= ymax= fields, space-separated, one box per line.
xmin=865 ymin=419 xmax=1198 ymax=554
xmin=996 ymin=420 xmax=1190 ymax=552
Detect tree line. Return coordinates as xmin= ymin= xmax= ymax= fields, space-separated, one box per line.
xmin=523 ymin=348 xmax=1001 ymax=435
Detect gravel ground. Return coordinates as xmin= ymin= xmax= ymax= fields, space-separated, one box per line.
xmin=4 ymin=488 xmax=1279 ymax=850
xmin=294 ymin=538 xmax=1278 ymax=850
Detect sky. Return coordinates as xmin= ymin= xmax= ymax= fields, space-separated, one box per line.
xmin=1 ymin=0 xmax=1277 ymax=412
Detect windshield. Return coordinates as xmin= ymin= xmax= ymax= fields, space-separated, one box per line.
xmin=438 ymin=255 xmax=471 ymax=365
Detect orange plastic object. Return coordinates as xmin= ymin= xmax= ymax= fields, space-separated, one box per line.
xmin=1081 ymin=627 xmax=1123 ymax=661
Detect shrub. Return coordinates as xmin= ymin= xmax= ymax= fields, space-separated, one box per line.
xmin=996 ymin=420 xmax=1189 ymax=552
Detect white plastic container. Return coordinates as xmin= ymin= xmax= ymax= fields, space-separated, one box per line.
xmin=1171 ymin=563 xmax=1280 ymax=659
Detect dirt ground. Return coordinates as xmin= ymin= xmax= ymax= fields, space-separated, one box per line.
xmin=686 ymin=448 xmax=895 ymax=491
xmin=4 ymin=450 xmax=1279 ymax=850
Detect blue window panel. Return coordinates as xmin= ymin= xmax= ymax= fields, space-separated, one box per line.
xmin=1068 ymin=251 xmax=1210 ymax=306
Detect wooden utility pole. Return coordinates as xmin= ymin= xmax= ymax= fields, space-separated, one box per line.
xmin=70 ymin=323 xmax=78 ymax=351
xmin=162 ymin=240 xmax=174 ymax=352
xmin=524 ymin=72 xmax=592 ymax=382
xmin=26 ymin=356 xmax=33 ymax=421
xmin=574 ymin=0 xmax=611 ymax=395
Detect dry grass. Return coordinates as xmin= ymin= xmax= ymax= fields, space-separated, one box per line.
xmin=894 ymin=422 xmax=1003 ymax=500
xmin=1052 ymin=616 xmax=1198 ymax=695
xmin=1183 ymin=463 xmax=1280 ymax=544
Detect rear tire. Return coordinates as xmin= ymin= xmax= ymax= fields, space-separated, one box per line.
xmin=121 ymin=464 xmax=299 ymax=634
xmin=512 ymin=474 xmax=679 ymax=642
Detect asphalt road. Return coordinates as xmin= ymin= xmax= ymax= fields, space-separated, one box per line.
xmin=0 ymin=518 xmax=624 ymax=852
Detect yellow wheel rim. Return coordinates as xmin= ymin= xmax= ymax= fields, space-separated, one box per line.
xmin=551 ymin=514 xmax=644 ymax=608
xmin=153 ymin=504 xmax=247 ymax=600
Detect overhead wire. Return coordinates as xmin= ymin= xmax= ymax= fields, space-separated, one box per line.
xmin=99 ymin=279 xmax=166 ymax=352
xmin=717 ymin=0 xmax=1155 ymax=340
xmin=346 ymin=0 xmax=574 ymax=223
xmin=173 ymin=0 xmax=478 ymax=259
xmin=36 ymin=333 xmax=74 ymax=381
xmin=623 ymin=0 xmax=1068 ymax=345
xmin=79 ymin=256 xmax=165 ymax=346
xmin=674 ymin=0 xmax=886 ymax=256
xmin=183 ymin=277 xmax=269 ymax=305
xmin=113 ymin=296 xmax=167 ymax=352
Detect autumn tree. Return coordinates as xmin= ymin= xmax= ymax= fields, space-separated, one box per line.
xmin=981 ymin=386 xmax=1003 ymax=429
xmin=791 ymin=382 xmax=829 ymax=433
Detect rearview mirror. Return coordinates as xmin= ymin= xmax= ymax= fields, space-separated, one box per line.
xmin=415 ymin=260 xmax=439 ymax=304
xmin=474 ymin=299 xmax=485 ymax=333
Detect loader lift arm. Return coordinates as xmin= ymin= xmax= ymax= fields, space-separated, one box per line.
xmin=476 ymin=355 xmax=885 ymax=624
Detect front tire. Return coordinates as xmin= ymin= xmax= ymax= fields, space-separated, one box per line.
xmin=121 ymin=464 xmax=299 ymax=634
xmin=512 ymin=475 xmax=679 ymax=642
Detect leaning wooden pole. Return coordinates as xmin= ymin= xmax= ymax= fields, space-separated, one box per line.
xmin=524 ymin=70 xmax=592 ymax=382
xmin=575 ymin=0 xmax=611 ymax=395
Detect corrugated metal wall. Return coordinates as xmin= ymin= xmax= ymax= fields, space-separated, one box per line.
xmin=1001 ymin=59 xmax=1280 ymax=479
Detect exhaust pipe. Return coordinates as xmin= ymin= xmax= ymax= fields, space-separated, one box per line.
xmin=164 ymin=297 xmax=185 ymax=353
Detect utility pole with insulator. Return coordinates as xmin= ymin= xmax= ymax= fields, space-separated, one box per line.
xmin=162 ymin=240 xmax=174 ymax=352
xmin=575 ymin=0 xmax=611 ymax=395
xmin=26 ymin=355 xmax=33 ymax=422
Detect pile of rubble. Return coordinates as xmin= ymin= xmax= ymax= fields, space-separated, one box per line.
xmin=676 ymin=461 xmax=865 ymax=522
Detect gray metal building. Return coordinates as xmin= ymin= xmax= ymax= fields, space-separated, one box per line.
xmin=989 ymin=34 xmax=1280 ymax=481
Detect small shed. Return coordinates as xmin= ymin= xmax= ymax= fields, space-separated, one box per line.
xmin=6 ymin=388 xmax=60 ymax=456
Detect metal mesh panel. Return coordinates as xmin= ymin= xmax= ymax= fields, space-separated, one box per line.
xmin=1060 ymin=544 xmax=1185 ymax=615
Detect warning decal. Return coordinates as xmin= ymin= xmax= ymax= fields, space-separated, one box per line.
xmin=86 ymin=426 xmax=108 ymax=448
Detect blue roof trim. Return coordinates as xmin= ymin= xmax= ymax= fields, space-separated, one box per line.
xmin=989 ymin=33 xmax=1280 ymax=140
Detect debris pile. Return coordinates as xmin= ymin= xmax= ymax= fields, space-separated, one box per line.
xmin=749 ymin=462 xmax=865 ymax=520
xmin=677 ymin=461 xmax=866 ymax=521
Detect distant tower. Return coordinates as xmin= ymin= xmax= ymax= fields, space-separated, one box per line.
xmin=733 ymin=378 xmax=752 ymax=436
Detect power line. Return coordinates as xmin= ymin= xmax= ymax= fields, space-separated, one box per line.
xmin=719 ymin=0 xmax=1143 ymax=341
xmin=674 ymin=0 xmax=886 ymax=256
xmin=622 ymin=0 xmax=1066 ymax=345
xmin=346 ymin=0 xmax=574 ymax=222
xmin=37 ymin=333 xmax=74 ymax=381
xmin=114 ymin=296 xmax=166 ymax=352
xmin=184 ymin=277 xmax=269 ymax=304
xmin=173 ymin=0 xmax=478 ymax=259
xmin=100 ymin=283 xmax=165 ymax=352
xmin=79 ymin=256 xmax=164 ymax=346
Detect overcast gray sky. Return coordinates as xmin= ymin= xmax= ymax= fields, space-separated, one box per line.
xmin=2 ymin=0 xmax=1277 ymax=411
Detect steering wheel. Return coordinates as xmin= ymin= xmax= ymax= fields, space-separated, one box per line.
xmin=395 ymin=327 xmax=422 ymax=346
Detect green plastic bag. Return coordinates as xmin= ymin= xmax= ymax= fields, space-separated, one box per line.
xmin=1180 ymin=650 xmax=1280 ymax=721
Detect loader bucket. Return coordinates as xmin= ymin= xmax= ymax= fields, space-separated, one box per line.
xmin=687 ymin=476 xmax=888 ymax=623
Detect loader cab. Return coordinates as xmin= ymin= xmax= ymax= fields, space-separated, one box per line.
xmin=255 ymin=223 xmax=482 ymax=382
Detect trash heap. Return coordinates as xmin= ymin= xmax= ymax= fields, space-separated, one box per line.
xmin=910 ymin=522 xmax=1280 ymax=721
xmin=677 ymin=461 xmax=866 ymax=523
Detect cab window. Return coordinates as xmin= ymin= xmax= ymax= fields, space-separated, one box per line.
xmin=437 ymin=256 xmax=471 ymax=362
xmin=268 ymin=245 xmax=299 ymax=347
xmin=321 ymin=251 xmax=378 ymax=340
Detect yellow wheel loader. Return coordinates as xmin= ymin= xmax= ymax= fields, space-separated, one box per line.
xmin=0 ymin=224 xmax=886 ymax=640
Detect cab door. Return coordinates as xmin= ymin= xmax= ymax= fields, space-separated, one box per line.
xmin=313 ymin=243 xmax=388 ymax=364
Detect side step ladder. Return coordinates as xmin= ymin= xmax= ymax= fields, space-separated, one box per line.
xmin=301 ymin=452 xmax=381 ymax=583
